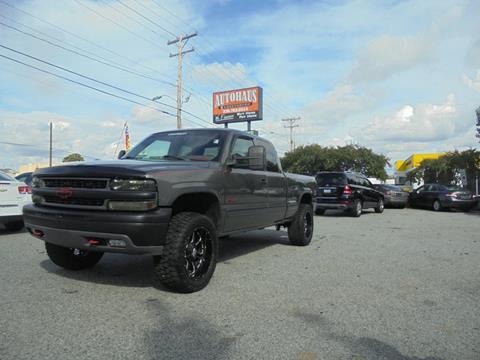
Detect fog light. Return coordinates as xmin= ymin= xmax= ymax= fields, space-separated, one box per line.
xmin=108 ymin=200 xmax=157 ymax=211
xmin=108 ymin=239 xmax=127 ymax=248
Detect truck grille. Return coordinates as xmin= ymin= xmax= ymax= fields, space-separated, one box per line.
xmin=44 ymin=196 xmax=105 ymax=207
xmin=43 ymin=178 xmax=108 ymax=189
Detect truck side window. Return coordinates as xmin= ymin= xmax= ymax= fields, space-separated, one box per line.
xmin=256 ymin=139 xmax=281 ymax=172
xmin=231 ymin=137 xmax=254 ymax=166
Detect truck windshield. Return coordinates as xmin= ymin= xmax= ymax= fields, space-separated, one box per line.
xmin=124 ymin=130 xmax=227 ymax=162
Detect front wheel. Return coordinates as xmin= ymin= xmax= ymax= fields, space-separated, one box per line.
xmin=288 ymin=203 xmax=314 ymax=246
xmin=45 ymin=243 xmax=103 ymax=270
xmin=375 ymin=198 xmax=384 ymax=213
xmin=154 ymin=212 xmax=218 ymax=293
xmin=433 ymin=200 xmax=442 ymax=211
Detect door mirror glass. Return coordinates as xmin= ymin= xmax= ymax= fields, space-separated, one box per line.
xmin=118 ymin=150 xmax=126 ymax=159
xmin=247 ymin=145 xmax=265 ymax=171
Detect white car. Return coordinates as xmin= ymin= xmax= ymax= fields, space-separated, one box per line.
xmin=0 ymin=170 xmax=31 ymax=231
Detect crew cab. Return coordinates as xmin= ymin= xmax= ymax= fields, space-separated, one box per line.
xmin=314 ymin=171 xmax=384 ymax=217
xmin=24 ymin=129 xmax=316 ymax=292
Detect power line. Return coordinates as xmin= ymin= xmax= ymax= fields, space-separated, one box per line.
xmin=117 ymin=0 xmax=177 ymax=38
xmin=0 ymin=1 xmax=178 ymax=86
xmin=72 ymin=0 xmax=163 ymax=50
xmin=0 ymin=44 xmax=213 ymax=128
xmin=0 ymin=21 xmax=176 ymax=88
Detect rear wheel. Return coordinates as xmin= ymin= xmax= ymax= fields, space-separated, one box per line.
xmin=375 ymin=198 xmax=384 ymax=213
xmin=288 ymin=203 xmax=314 ymax=246
xmin=153 ymin=212 xmax=218 ymax=293
xmin=350 ymin=199 xmax=362 ymax=217
xmin=433 ymin=200 xmax=442 ymax=211
xmin=4 ymin=220 xmax=24 ymax=232
xmin=45 ymin=243 xmax=103 ymax=270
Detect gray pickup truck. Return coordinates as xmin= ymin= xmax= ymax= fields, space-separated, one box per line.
xmin=24 ymin=128 xmax=316 ymax=292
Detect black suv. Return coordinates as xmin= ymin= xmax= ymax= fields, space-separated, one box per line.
xmin=314 ymin=171 xmax=384 ymax=217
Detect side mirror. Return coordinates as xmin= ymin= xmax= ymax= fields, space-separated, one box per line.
xmin=117 ymin=150 xmax=126 ymax=159
xmin=247 ymin=145 xmax=265 ymax=171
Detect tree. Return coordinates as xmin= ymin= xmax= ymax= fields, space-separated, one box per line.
xmin=408 ymin=149 xmax=480 ymax=192
xmin=62 ymin=153 xmax=85 ymax=162
xmin=281 ymin=144 xmax=389 ymax=180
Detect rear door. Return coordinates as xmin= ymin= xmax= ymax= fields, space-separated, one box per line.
xmin=255 ymin=139 xmax=287 ymax=224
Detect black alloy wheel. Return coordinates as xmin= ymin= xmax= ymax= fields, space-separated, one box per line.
xmin=184 ymin=227 xmax=213 ymax=279
xmin=154 ymin=212 xmax=218 ymax=293
xmin=288 ymin=203 xmax=314 ymax=246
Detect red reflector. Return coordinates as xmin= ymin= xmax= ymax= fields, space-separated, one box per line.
xmin=87 ymin=239 xmax=100 ymax=245
xmin=32 ymin=229 xmax=45 ymax=237
xmin=385 ymin=191 xmax=391 ymax=195
xmin=343 ymin=185 xmax=352 ymax=195
xmin=18 ymin=185 xmax=32 ymax=194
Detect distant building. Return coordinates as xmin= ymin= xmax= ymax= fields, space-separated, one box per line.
xmin=394 ymin=153 xmax=444 ymax=189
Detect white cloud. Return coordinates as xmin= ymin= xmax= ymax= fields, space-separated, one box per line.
xmin=361 ymin=94 xmax=458 ymax=143
xmin=349 ymin=34 xmax=433 ymax=83
xmin=191 ymin=62 xmax=250 ymax=87
xmin=300 ymin=84 xmax=372 ymax=125
xmin=462 ymin=70 xmax=480 ymax=92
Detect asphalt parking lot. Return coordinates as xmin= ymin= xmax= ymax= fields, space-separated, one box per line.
xmin=0 ymin=208 xmax=479 ymax=360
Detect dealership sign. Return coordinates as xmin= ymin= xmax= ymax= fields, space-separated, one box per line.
xmin=213 ymin=86 xmax=263 ymax=124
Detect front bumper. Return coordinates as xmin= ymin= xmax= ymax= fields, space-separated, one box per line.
xmin=23 ymin=204 xmax=171 ymax=255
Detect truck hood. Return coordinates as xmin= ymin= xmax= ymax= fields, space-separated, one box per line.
xmin=33 ymin=160 xmax=216 ymax=178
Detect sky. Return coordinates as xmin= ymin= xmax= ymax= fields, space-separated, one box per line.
xmin=0 ymin=0 xmax=479 ymax=173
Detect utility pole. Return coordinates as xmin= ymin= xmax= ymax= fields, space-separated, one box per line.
xmin=49 ymin=122 xmax=53 ymax=167
xmin=168 ymin=32 xmax=197 ymax=129
xmin=282 ymin=117 xmax=300 ymax=152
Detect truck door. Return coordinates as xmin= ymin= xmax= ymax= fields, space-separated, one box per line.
xmin=255 ymin=139 xmax=287 ymax=224
xmin=223 ymin=135 xmax=268 ymax=231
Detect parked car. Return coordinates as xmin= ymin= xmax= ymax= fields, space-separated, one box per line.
xmin=0 ymin=170 xmax=31 ymax=231
xmin=314 ymin=171 xmax=384 ymax=217
xmin=24 ymin=128 xmax=316 ymax=293
xmin=372 ymin=184 xmax=408 ymax=208
xmin=408 ymin=183 xmax=478 ymax=211
xmin=15 ymin=172 xmax=33 ymax=186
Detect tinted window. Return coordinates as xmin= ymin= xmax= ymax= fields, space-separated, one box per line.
xmin=316 ymin=173 xmax=347 ymax=186
xmin=231 ymin=136 xmax=255 ymax=167
xmin=256 ymin=139 xmax=280 ymax=172
xmin=444 ymin=185 xmax=462 ymax=191
xmin=231 ymin=136 xmax=254 ymax=158
xmin=424 ymin=184 xmax=434 ymax=191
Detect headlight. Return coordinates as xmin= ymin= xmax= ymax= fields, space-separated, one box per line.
xmin=32 ymin=177 xmax=45 ymax=188
xmin=110 ymin=178 xmax=156 ymax=191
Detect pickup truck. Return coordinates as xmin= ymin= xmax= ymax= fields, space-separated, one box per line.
xmin=24 ymin=128 xmax=316 ymax=292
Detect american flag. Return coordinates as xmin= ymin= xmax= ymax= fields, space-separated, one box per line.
xmin=125 ymin=123 xmax=131 ymax=151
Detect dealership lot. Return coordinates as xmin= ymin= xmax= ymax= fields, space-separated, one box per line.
xmin=0 ymin=208 xmax=479 ymax=360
